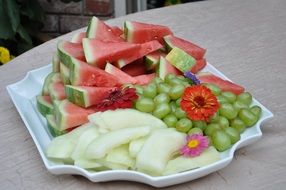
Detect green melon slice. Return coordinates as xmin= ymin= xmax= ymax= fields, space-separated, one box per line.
xmin=36 ymin=95 xmax=54 ymax=117
xmin=48 ymin=82 xmax=66 ymax=100
xmin=69 ymin=57 xmax=121 ymax=87
xmin=54 ymin=100 xmax=95 ymax=131
xmin=52 ymin=52 xmax=60 ymax=72
xmin=60 ymin=62 xmax=70 ymax=85
xmin=105 ymin=144 xmax=135 ymax=169
xmin=157 ymin=56 xmax=181 ymax=79
xmin=165 ymin=47 xmax=196 ymax=72
xmin=42 ymin=72 xmax=61 ymax=96
xmin=46 ymin=114 xmax=67 ymax=137
xmin=65 ymin=85 xmax=114 ymax=108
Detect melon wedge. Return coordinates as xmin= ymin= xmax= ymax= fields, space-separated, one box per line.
xmin=46 ymin=114 xmax=67 ymax=137
xmin=60 ymin=62 xmax=70 ymax=85
xmin=121 ymin=60 xmax=146 ymax=76
xmin=157 ymin=56 xmax=181 ymax=79
xmin=145 ymin=51 xmax=166 ymax=71
xmin=36 ymin=95 xmax=53 ymax=116
xmin=105 ymin=63 xmax=137 ymax=84
xmin=191 ymin=59 xmax=207 ymax=74
xmin=48 ymin=82 xmax=66 ymax=100
xmin=42 ymin=72 xmax=61 ymax=96
xmin=133 ymin=73 xmax=156 ymax=85
xmin=71 ymin=32 xmax=86 ymax=43
xmin=111 ymin=26 xmax=123 ymax=36
xmin=52 ymin=52 xmax=60 ymax=72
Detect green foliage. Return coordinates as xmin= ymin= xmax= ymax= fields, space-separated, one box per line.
xmin=0 ymin=0 xmax=44 ymax=55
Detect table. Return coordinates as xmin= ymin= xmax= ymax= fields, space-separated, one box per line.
xmin=1 ymin=0 xmax=285 ymax=189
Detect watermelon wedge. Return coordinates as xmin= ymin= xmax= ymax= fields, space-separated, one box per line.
xmin=54 ymin=99 xmax=95 ymax=131
xmin=114 ymin=40 xmax=163 ymax=68
xmin=121 ymin=60 xmax=146 ymax=76
xmin=86 ymin=16 xmax=123 ymax=42
xmin=42 ymin=72 xmax=61 ymax=96
xmin=124 ymin=21 xmax=173 ymax=44
xmin=111 ymin=26 xmax=123 ymax=36
xmin=65 ymin=85 xmax=115 ymax=108
xmin=36 ymin=95 xmax=54 ymax=116
xmin=82 ymin=38 xmax=140 ymax=69
xmin=69 ymin=57 xmax=121 ymax=87
xmin=46 ymin=114 xmax=67 ymax=137
xmin=105 ymin=63 xmax=137 ymax=84
xmin=48 ymin=82 xmax=67 ymax=100
xmin=57 ymin=40 xmax=85 ymax=67
xmin=71 ymin=32 xmax=86 ymax=43
xmin=60 ymin=62 xmax=71 ymax=85
xmin=191 ymin=59 xmax=207 ymax=74
xmin=197 ymin=72 xmax=245 ymax=95
xmin=157 ymin=56 xmax=181 ymax=79
xmin=144 ymin=51 xmax=166 ymax=71
xmin=134 ymin=73 xmax=156 ymax=85
xmin=52 ymin=52 xmax=60 ymax=72
xmin=164 ymin=35 xmax=206 ymax=60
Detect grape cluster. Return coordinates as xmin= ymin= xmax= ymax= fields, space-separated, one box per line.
xmin=133 ymin=74 xmax=262 ymax=152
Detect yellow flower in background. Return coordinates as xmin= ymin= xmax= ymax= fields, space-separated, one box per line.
xmin=0 ymin=47 xmax=11 ymax=64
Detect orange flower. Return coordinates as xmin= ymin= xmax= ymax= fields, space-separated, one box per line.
xmin=181 ymin=85 xmax=219 ymax=121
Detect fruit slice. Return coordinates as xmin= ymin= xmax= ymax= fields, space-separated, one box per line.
xmin=111 ymin=26 xmax=123 ymax=36
xmin=129 ymin=137 xmax=147 ymax=158
xmin=86 ymin=16 xmax=124 ymax=42
xmin=115 ymin=40 xmax=163 ymax=68
xmin=197 ymin=72 xmax=245 ymax=95
xmin=52 ymin=52 xmax=60 ymax=72
xmin=54 ymin=99 xmax=95 ymax=131
xmin=71 ymin=32 xmax=86 ymax=43
xmin=65 ymin=85 xmax=115 ymax=108
xmin=133 ymin=73 xmax=156 ymax=85
xmin=60 ymin=62 xmax=70 ymax=85
xmin=83 ymin=38 xmax=140 ymax=69
xmin=42 ymin=72 xmax=61 ymax=96
xmin=121 ymin=60 xmax=146 ymax=76
xmin=165 ymin=47 xmax=196 ymax=72
xmin=106 ymin=144 xmax=135 ymax=169
xmin=57 ymin=40 xmax=85 ymax=67
xmin=164 ymin=35 xmax=206 ymax=60
xmin=105 ymin=63 xmax=137 ymax=84
xmin=124 ymin=21 xmax=173 ymax=44
xmin=36 ymin=95 xmax=53 ymax=116
xmin=69 ymin=57 xmax=121 ymax=87
xmin=145 ymin=51 xmax=166 ymax=71
xmin=46 ymin=114 xmax=67 ymax=137
xmin=157 ymin=56 xmax=181 ymax=79
xmin=48 ymin=82 xmax=66 ymax=100
xmin=190 ymin=59 xmax=207 ymax=74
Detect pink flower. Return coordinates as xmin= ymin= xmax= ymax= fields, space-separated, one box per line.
xmin=180 ymin=134 xmax=209 ymax=157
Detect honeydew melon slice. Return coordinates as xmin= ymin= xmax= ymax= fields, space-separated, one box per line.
xmin=106 ymin=144 xmax=135 ymax=169
xmin=163 ymin=146 xmax=220 ymax=175
xmin=52 ymin=52 xmax=60 ymax=72
xmin=46 ymin=114 xmax=67 ymax=137
xmin=36 ymin=95 xmax=53 ymax=117
xmin=74 ymin=158 xmax=102 ymax=169
xmin=136 ymin=128 xmax=186 ymax=176
xmin=59 ymin=62 xmax=70 ymax=85
xmin=42 ymin=72 xmax=61 ymax=96
xmin=85 ymin=126 xmax=151 ymax=159
xmin=88 ymin=109 xmax=167 ymax=132
xmin=129 ymin=137 xmax=147 ymax=158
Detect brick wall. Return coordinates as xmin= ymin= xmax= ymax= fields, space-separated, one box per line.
xmin=39 ymin=0 xmax=114 ymax=37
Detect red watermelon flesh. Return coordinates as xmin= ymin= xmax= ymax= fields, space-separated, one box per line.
xmin=69 ymin=57 xmax=121 ymax=87
xmin=197 ymin=72 xmax=245 ymax=95
xmin=111 ymin=26 xmax=123 ymax=36
xmin=191 ymin=59 xmax=207 ymax=74
xmin=83 ymin=38 xmax=141 ymax=69
xmin=124 ymin=21 xmax=173 ymax=44
xmin=164 ymin=35 xmax=206 ymax=60
xmin=105 ymin=63 xmax=137 ymax=84
xmin=58 ymin=41 xmax=86 ymax=62
xmin=121 ymin=59 xmax=146 ymax=76
xmin=71 ymin=32 xmax=86 ymax=43
xmin=115 ymin=40 xmax=163 ymax=68
xmin=134 ymin=73 xmax=156 ymax=85
xmin=49 ymin=82 xmax=66 ymax=100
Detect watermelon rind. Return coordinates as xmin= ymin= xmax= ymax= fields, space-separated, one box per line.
xmin=60 ymin=62 xmax=71 ymax=85
xmin=86 ymin=16 xmax=99 ymax=38
xmin=36 ymin=95 xmax=54 ymax=117
xmin=163 ymin=35 xmax=174 ymax=53
xmin=65 ymin=85 xmax=89 ymax=108
xmin=165 ymin=47 xmax=196 ymax=72
xmin=46 ymin=114 xmax=67 ymax=137
xmin=82 ymin=38 xmax=94 ymax=65
xmin=52 ymin=52 xmax=60 ymax=72
xmin=42 ymin=72 xmax=61 ymax=96
xmin=145 ymin=55 xmax=159 ymax=71
xmin=124 ymin=21 xmax=133 ymax=43
xmin=48 ymin=82 xmax=66 ymax=101
xmin=57 ymin=40 xmax=73 ymax=68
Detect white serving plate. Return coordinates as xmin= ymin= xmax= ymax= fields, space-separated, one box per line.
xmin=6 ymin=63 xmax=273 ymax=187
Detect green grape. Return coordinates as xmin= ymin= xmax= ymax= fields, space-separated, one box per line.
xmin=204 ymin=123 xmax=221 ymax=136
xmin=135 ymin=98 xmax=155 ymax=113
xmin=154 ymin=93 xmax=170 ymax=105
xmin=233 ymin=101 xmax=248 ymax=112
xmin=143 ymin=83 xmax=157 ymax=98
xmin=216 ymin=95 xmax=229 ymax=104
xmin=193 ymin=120 xmax=207 ymax=131
xmin=169 ymin=78 xmax=183 ymax=86
xmin=169 ymin=84 xmax=185 ymax=100
xmin=188 ymin=127 xmax=203 ymax=135
xmin=210 ymin=112 xmax=220 ymax=123
xmin=203 ymin=83 xmax=221 ymax=96
xmin=250 ymin=105 xmax=262 ymax=118
xmin=152 ymin=77 xmax=163 ymax=84
xmin=221 ymin=91 xmax=236 ymax=103
xmin=182 ymin=81 xmax=190 ymax=87
xmin=230 ymin=118 xmax=246 ymax=133
xmin=163 ymin=114 xmax=178 ymax=128
xmin=217 ymin=116 xmax=230 ymax=128
xmin=165 ymin=73 xmax=176 ymax=84
xmin=157 ymin=83 xmax=171 ymax=93
xmin=169 ymin=101 xmax=177 ymax=113
xmin=153 ymin=103 xmax=171 ymax=119
xmin=237 ymin=92 xmax=252 ymax=106
xmin=219 ymin=103 xmax=238 ymax=120
xmin=134 ymin=85 xmax=143 ymax=95
xmin=176 ymin=118 xmax=192 ymax=133
xmin=174 ymin=107 xmax=187 ymax=119
xmin=175 ymin=97 xmax=182 ymax=107
xmin=238 ymin=108 xmax=258 ymax=127
xmin=212 ymin=130 xmax=232 ymax=152
xmin=223 ymin=127 xmax=240 ymax=144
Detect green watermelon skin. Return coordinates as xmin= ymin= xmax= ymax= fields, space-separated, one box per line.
xmin=65 ymin=85 xmax=115 ymax=108
xmin=42 ymin=73 xmax=61 ymax=96
xmin=48 ymin=82 xmax=67 ymax=101
xmin=60 ymin=62 xmax=71 ymax=85
xmin=36 ymin=95 xmax=54 ymax=117
xmin=46 ymin=114 xmax=67 ymax=137
xmin=52 ymin=52 xmax=60 ymax=72
xmin=69 ymin=57 xmax=121 ymax=87
xmin=124 ymin=21 xmax=173 ymax=44
xmin=164 ymin=35 xmax=206 ymax=60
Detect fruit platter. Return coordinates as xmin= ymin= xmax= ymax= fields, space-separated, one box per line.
xmin=7 ymin=17 xmax=273 ymax=187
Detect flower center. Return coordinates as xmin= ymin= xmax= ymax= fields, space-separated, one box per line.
xmin=187 ymin=139 xmax=199 ymax=148
xmin=194 ymin=96 xmax=206 ymax=107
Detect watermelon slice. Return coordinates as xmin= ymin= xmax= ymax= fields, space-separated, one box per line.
xmin=191 ymin=59 xmax=207 ymax=74
xmin=165 ymin=47 xmax=196 ymax=72
xmin=46 ymin=114 xmax=67 ymax=137
xmin=121 ymin=60 xmax=146 ymax=76
xmin=65 ymin=85 xmax=115 ymax=108
xmin=54 ymin=100 xmax=95 ymax=131
xmin=71 ymin=32 xmax=86 ymax=43
xmin=157 ymin=56 xmax=181 ymax=79
xmin=144 ymin=51 xmax=166 ymax=71
xmin=52 ymin=52 xmax=60 ymax=72
xmin=114 ymin=40 xmax=163 ymax=68
xmin=60 ymin=62 xmax=71 ymax=85
xmin=57 ymin=40 xmax=85 ymax=67
xmin=164 ymin=35 xmax=206 ymax=60
xmin=111 ymin=26 xmax=123 ymax=36
xmin=69 ymin=57 xmax=121 ymax=87
xmin=83 ymin=38 xmax=140 ymax=69
xmin=124 ymin=21 xmax=173 ymax=44
xmin=36 ymin=95 xmax=54 ymax=116
xmin=49 ymin=82 xmax=66 ymax=100
xmin=42 ymin=72 xmax=61 ymax=96
xmin=133 ymin=73 xmax=156 ymax=85
xmin=197 ymin=72 xmax=245 ymax=95
xmin=105 ymin=63 xmax=137 ymax=84
xmin=86 ymin=16 xmax=123 ymax=42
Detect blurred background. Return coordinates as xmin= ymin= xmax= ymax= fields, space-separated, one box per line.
xmin=0 ymin=0 xmax=202 ymax=65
